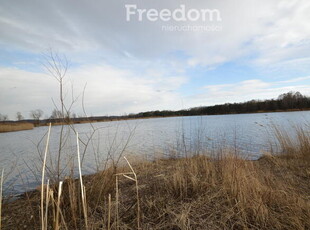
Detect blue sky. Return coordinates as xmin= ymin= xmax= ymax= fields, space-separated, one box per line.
xmin=1 ymin=0 xmax=310 ymax=119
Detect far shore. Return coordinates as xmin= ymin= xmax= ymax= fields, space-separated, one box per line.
xmin=1 ymin=108 xmax=310 ymax=133
xmin=0 ymin=122 xmax=34 ymax=133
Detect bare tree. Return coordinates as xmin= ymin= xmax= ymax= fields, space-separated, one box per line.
xmin=50 ymin=109 xmax=63 ymax=119
xmin=42 ymin=49 xmax=69 ymax=119
xmin=42 ymin=50 xmax=73 ymax=181
xmin=42 ymin=50 xmax=99 ymax=182
xmin=30 ymin=109 xmax=44 ymax=121
xmin=0 ymin=114 xmax=8 ymax=121
xmin=16 ymin=112 xmax=24 ymax=121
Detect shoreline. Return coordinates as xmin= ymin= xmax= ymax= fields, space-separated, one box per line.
xmin=0 ymin=122 xmax=34 ymax=133
xmin=1 ymin=108 xmax=310 ymax=133
xmin=8 ymin=153 xmax=265 ymax=199
xmin=1 ymin=124 xmax=310 ymax=229
xmin=2 ymin=151 xmax=309 ymax=229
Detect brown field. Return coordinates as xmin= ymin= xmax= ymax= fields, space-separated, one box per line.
xmin=0 ymin=122 xmax=34 ymax=133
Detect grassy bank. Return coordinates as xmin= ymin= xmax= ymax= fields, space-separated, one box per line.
xmin=2 ymin=126 xmax=310 ymax=230
xmin=0 ymin=122 xmax=34 ymax=133
xmin=2 ymin=153 xmax=309 ymax=229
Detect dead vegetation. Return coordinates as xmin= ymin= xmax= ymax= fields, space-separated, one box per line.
xmin=0 ymin=122 xmax=34 ymax=133
xmin=1 ymin=125 xmax=310 ymax=230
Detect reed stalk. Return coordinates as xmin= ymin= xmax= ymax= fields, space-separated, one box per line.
xmin=41 ymin=123 xmax=51 ymax=230
xmin=108 ymin=194 xmax=111 ymax=230
xmin=55 ymin=181 xmax=63 ymax=230
xmin=76 ymin=132 xmax=88 ymax=229
xmin=123 ymin=156 xmax=141 ymax=229
xmin=115 ymin=175 xmax=119 ymax=230
xmin=44 ymin=179 xmax=50 ymax=229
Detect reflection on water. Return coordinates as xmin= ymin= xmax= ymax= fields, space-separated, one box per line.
xmin=0 ymin=111 xmax=309 ymax=195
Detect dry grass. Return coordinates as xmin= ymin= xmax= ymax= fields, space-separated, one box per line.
xmin=0 ymin=123 xmax=34 ymax=133
xmin=1 ymin=126 xmax=310 ymax=229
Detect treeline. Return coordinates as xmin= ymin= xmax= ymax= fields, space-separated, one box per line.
xmin=129 ymin=91 xmax=310 ymax=118
xmin=1 ymin=91 xmax=310 ymax=127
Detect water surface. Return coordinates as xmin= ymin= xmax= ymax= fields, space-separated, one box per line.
xmin=0 ymin=111 xmax=309 ymax=195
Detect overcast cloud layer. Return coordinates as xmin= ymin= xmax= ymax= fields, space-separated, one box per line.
xmin=1 ymin=0 xmax=310 ymax=119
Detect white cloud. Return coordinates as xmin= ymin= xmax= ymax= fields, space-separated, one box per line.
xmin=1 ymin=0 xmax=310 ymax=118
xmin=69 ymin=64 xmax=188 ymax=115
xmin=1 ymin=64 xmax=309 ymax=120
xmin=188 ymin=78 xmax=310 ymax=107
xmin=0 ymin=67 xmax=57 ymax=119
xmin=252 ymin=0 xmax=310 ymax=67
xmin=0 ymin=0 xmax=309 ymax=68
xmin=0 ymin=64 xmax=188 ymax=119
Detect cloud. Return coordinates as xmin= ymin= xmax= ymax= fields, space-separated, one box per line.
xmin=188 ymin=77 xmax=310 ymax=106
xmin=69 ymin=64 xmax=188 ymax=115
xmin=0 ymin=64 xmax=188 ymax=119
xmin=1 ymin=0 xmax=310 ymax=118
xmin=277 ymin=76 xmax=310 ymax=84
xmin=1 ymin=63 xmax=309 ymax=120
xmin=0 ymin=0 xmax=309 ymax=68
xmin=0 ymin=67 xmax=56 ymax=119
xmin=252 ymin=0 xmax=310 ymax=67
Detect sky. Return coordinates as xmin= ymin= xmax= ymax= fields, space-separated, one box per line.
xmin=1 ymin=0 xmax=310 ymax=119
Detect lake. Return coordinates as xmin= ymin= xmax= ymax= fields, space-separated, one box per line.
xmin=0 ymin=111 xmax=309 ymax=195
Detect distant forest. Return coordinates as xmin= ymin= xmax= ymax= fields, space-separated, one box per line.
xmin=1 ymin=91 xmax=310 ymax=125
xmin=128 ymin=91 xmax=310 ymax=118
